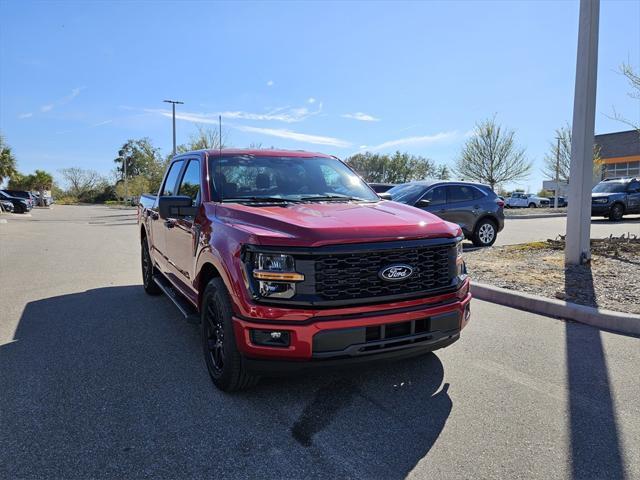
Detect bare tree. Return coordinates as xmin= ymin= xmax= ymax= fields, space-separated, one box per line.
xmin=188 ymin=125 xmax=227 ymax=150
xmin=609 ymin=62 xmax=640 ymax=132
xmin=59 ymin=167 xmax=102 ymax=198
xmin=455 ymin=117 xmax=531 ymax=190
xmin=542 ymin=124 xmax=601 ymax=183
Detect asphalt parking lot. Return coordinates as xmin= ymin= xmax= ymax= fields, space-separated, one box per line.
xmin=1 ymin=206 xmax=639 ymax=479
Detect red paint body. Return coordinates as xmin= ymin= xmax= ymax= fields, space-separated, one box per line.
xmin=139 ymin=149 xmax=471 ymax=365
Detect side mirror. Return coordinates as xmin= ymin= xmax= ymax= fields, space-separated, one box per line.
xmin=378 ymin=192 xmax=392 ymax=200
xmin=415 ymin=199 xmax=431 ymax=208
xmin=158 ymin=195 xmax=196 ymax=219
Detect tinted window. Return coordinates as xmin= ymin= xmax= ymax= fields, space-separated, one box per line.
xmin=422 ymin=186 xmax=446 ymax=206
xmin=178 ymin=159 xmax=200 ymax=205
xmin=161 ymin=160 xmax=184 ymax=196
xmin=388 ymin=183 xmax=428 ymax=205
xmin=592 ymin=182 xmax=627 ymax=193
xmin=446 ymin=185 xmax=476 ymax=203
xmin=627 ymin=181 xmax=640 ymax=192
xmin=211 ymin=156 xmax=378 ymax=202
xmin=472 ymin=188 xmax=486 ymax=200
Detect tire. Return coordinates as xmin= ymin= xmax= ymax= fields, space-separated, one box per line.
xmin=201 ymin=278 xmax=258 ymax=392
xmin=141 ymin=238 xmax=161 ymax=295
xmin=608 ymin=203 xmax=624 ymax=222
xmin=472 ymin=218 xmax=498 ymax=247
xmin=528 ymin=203 xmax=536 ymax=208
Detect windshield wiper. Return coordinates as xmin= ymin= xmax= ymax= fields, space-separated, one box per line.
xmin=299 ymin=194 xmax=369 ymax=202
xmin=222 ymin=196 xmax=302 ymax=203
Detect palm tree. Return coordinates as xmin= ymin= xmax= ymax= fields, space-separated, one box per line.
xmin=0 ymin=135 xmax=18 ymax=185
xmin=30 ymin=170 xmax=54 ymax=206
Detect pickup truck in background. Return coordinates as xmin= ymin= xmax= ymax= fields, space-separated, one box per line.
xmin=504 ymin=192 xmax=550 ymax=208
xmin=138 ymin=149 xmax=471 ymax=391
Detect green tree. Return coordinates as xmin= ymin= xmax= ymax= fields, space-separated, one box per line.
xmin=0 ymin=134 xmax=18 ymax=185
xmin=7 ymin=172 xmax=33 ymax=190
xmin=115 ymin=175 xmax=150 ymax=200
xmin=435 ymin=165 xmax=451 ymax=180
xmin=114 ymin=138 xmax=166 ymax=193
xmin=455 ymin=117 xmax=531 ymax=190
xmin=345 ymin=151 xmax=439 ymax=183
xmin=30 ymin=170 xmax=53 ymax=205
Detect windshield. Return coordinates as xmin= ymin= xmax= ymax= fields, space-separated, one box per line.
xmin=209 ymin=155 xmax=379 ymax=202
xmin=592 ymin=182 xmax=627 ymax=193
xmin=387 ymin=183 xmax=428 ymax=205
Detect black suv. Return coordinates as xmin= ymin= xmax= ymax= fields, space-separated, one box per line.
xmin=591 ymin=177 xmax=640 ymax=221
xmin=0 ymin=190 xmax=31 ymax=213
xmin=386 ymin=181 xmax=505 ymax=246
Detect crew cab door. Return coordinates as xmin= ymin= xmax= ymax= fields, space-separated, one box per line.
xmin=163 ymin=157 xmax=202 ymax=301
xmin=150 ymin=158 xmax=185 ymax=272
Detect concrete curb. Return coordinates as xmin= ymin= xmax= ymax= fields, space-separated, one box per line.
xmin=505 ymin=213 xmax=567 ymax=220
xmin=471 ymin=282 xmax=640 ymax=336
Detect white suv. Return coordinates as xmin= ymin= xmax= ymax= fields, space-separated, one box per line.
xmin=505 ymin=193 xmax=550 ymax=208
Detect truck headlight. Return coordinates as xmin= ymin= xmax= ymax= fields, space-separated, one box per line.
xmin=251 ymin=253 xmax=303 ymax=299
xmin=455 ymin=240 xmax=465 ymax=277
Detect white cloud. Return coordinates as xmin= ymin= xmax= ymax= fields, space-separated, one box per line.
xmin=18 ymin=112 xmax=33 ymax=119
xmin=361 ymin=131 xmax=461 ymax=152
xmin=234 ymin=125 xmax=352 ymax=148
xmin=92 ymin=119 xmax=113 ymax=127
xmin=147 ymin=103 xmax=322 ymax=124
xmin=307 ymin=97 xmax=316 ymax=104
xmin=266 ymin=80 xmax=274 ymax=87
xmin=39 ymin=86 xmax=85 ymax=113
xmin=342 ymin=112 xmax=380 ymax=122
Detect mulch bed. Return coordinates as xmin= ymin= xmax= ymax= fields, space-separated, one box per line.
xmin=464 ymin=236 xmax=640 ymax=315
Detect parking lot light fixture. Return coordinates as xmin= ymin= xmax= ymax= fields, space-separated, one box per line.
xmin=163 ymin=99 xmax=184 ymax=157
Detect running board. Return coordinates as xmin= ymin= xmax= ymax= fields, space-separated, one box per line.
xmin=153 ymin=274 xmax=200 ymax=325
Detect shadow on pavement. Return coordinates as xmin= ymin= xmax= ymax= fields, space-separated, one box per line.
xmin=564 ymin=267 xmax=626 ymax=479
xmin=0 ymin=286 xmax=451 ymax=479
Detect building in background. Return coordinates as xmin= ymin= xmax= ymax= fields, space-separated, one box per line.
xmin=596 ymin=130 xmax=640 ymax=180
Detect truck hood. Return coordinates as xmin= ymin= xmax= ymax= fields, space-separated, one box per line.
xmin=215 ymin=200 xmax=461 ymax=247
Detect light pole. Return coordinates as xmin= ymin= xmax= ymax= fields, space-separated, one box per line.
xmin=163 ymin=99 xmax=184 ymax=157
xmin=565 ymin=0 xmax=599 ymax=265
xmin=554 ymin=136 xmax=560 ymax=209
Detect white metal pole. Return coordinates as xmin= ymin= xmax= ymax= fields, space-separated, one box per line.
xmin=565 ymin=0 xmax=599 ymax=265
xmin=555 ymin=137 xmax=560 ymax=209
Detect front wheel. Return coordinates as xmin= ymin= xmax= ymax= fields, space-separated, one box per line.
xmin=201 ymin=278 xmax=258 ymax=392
xmin=472 ymin=218 xmax=497 ymax=247
xmin=528 ymin=203 xmax=536 ymax=208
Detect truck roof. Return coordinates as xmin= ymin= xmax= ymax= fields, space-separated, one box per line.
xmin=193 ymin=148 xmax=335 ymax=159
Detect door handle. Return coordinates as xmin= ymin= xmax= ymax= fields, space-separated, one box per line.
xmin=164 ymin=219 xmax=176 ymax=228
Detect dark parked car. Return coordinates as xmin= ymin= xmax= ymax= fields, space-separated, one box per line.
xmin=547 ymin=196 xmax=568 ymax=208
xmin=3 ymin=190 xmax=36 ymax=208
xmin=1 ymin=199 xmax=14 ymax=213
xmin=386 ymin=181 xmax=505 ymax=247
xmin=591 ymin=177 xmax=640 ymax=221
xmin=369 ymin=183 xmax=396 ymax=193
xmin=0 ymin=190 xmax=31 ymax=213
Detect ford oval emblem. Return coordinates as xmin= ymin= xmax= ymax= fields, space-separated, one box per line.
xmin=378 ymin=264 xmax=414 ymax=282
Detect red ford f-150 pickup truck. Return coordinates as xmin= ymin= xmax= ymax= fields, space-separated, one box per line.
xmin=138 ymin=149 xmax=471 ymax=391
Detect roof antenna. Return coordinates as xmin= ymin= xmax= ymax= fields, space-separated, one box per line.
xmin=218 ymin=115 xmax=223 ymax=201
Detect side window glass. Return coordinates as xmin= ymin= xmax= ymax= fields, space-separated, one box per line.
xmin=178 ymin=159 xmax=201 ymax=205
xmin=424 ymin=187 xmax=446 ymax=206
xmin=161 ymin=160 xmax=184 ymax=196
xmin=628 ymin=181 xmax=640 ymax=193
xmin=447 ymin=185 xmax=474 ymax=203
xmin=472 ymin=188 xmax=486 ymax=200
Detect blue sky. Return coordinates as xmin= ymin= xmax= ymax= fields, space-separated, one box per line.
xmin=1 ymin=0 xmax=638 ymax=191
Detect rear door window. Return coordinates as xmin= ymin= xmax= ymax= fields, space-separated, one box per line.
xmin=446 ymin=185 xmax=476 ymax=203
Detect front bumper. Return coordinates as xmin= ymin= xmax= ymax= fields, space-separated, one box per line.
xmin=591 ymin=204 xmax=611 ymax=215
xmin=232 ymin=279 xmax=471 ymax=370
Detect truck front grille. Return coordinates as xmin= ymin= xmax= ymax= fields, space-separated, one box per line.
xmin=313 ymin=244 xmax=452 ymax=301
